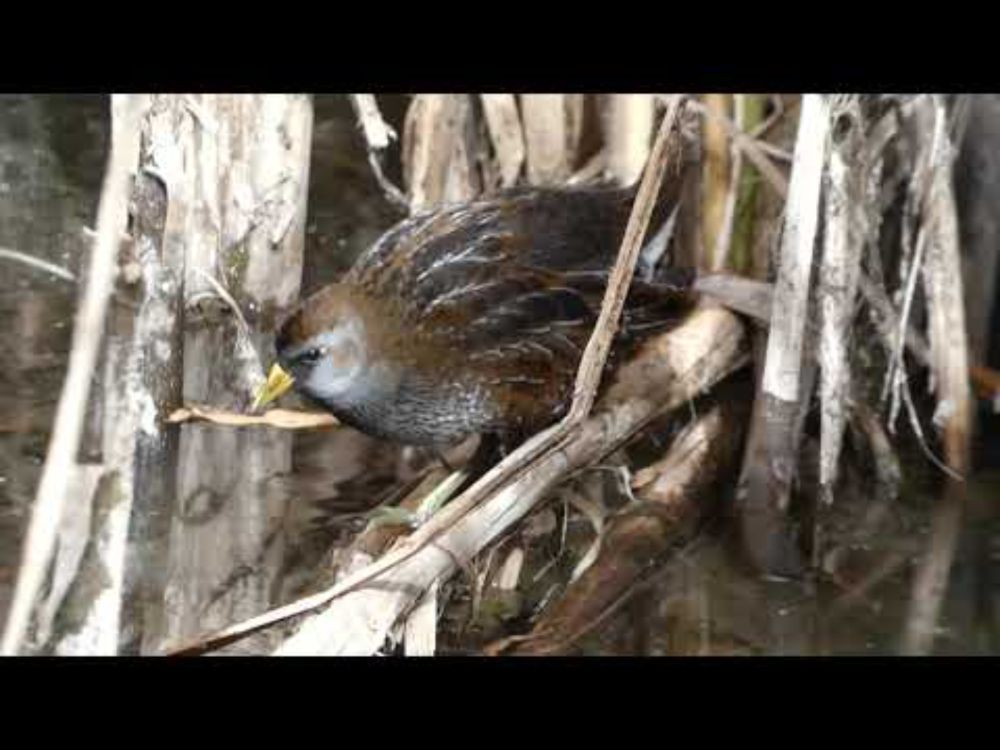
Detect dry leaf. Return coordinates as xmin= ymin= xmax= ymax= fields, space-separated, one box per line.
xmin=166 ymin=404 xmax=338 ymax=429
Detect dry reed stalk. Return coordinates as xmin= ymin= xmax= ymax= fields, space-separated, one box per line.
xmin=701 ymin=94 xmax=732 ymax=270
xmin=480 ymin=94 xmax=525 ymax=188
xmin=2 ymin=95 xmax=143 ymax=655
xmin=901 ymin=96 xmax=972 ymax=655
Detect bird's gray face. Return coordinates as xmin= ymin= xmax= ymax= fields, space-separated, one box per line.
xmin=277 ymin=315 xmax=367 ymax=405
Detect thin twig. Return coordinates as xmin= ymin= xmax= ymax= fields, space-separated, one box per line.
xmin=750 ymin=95 xmax=787 ymax=140
xmin=883 ymin=226 xmax=929 ymax=413
xmin=900 ymin=372 xmax=962 ymax=481
xmin=859 ymin=271 xmax=931 ymax=366
xmin=1 ymin=95 xmax=143 ymax=656
xmin=688 ymin=98 xmax=790 ymax=199
xmin=0 ymin=247 xmax=76 ymax=282
xmin=351 ymin=93 xmax=396 ymax=150
xmin=349 ymin=94 xmax=409 ymax=211
xmin=190 ymin=267 xmax=251 ymax=337
xmin=566 ymin=95 xmax=687 ymax=422
xmin=858 ymin=271 xmax=961 ymax=480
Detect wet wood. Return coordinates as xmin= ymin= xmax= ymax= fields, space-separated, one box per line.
xmin=739 ymin=94 xmax=829 ymax=576
xmin=499 ymin=394 xmax=749 ymax=655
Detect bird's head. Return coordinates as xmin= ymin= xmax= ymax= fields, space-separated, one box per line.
xmin=253 ymin=284 xmax=369 ymax=411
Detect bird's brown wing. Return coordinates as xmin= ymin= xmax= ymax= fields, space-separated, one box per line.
xmin=345 ymin=186 xmax=694 ymax=433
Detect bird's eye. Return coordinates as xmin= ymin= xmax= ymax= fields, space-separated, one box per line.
xmin=301 ymin=347 xmax=322 ymax=363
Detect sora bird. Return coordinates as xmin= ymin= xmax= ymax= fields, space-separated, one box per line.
xmin=254 ymin=182 xmax=697 ymax=453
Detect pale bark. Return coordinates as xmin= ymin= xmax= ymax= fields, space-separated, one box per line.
xmin=520 ymin=94 xmax=583 ymax=185
xmin=155 ymin=95 xmax=313 ymax=654
xmin=480 ymin=94 xmax=525 ymax=188
xmin=818 ymin=95 xmax=866 ymax=497
xmin=403 ymin=95 xmax=478 ymax=210
xmin=18 ymin=95 xmax=314 ymax=655
xmin=603 ymin=94 xmax=654 ymax=185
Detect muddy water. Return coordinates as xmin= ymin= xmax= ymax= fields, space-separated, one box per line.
xmin=0 ymin=94 xmax=996 ymax=654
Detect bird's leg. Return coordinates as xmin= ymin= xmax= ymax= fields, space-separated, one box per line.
xmin=391 ymin=435 xmax=500 ymax=525
xmin=455 ymin=430 xmax=536 ymax=490
xmin=431 ymin=448 xmax=455 ymax=473
xmin=410 ymin=436 xmax=508 ymax=525
xmin=457 ymin=434 xmax=505 ymax=494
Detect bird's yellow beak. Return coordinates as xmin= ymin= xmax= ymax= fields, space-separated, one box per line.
xmin=253 ymin=363 xmax=295 ymax=411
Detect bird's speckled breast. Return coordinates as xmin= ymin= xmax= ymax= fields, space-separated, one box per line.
xmin=315 ymin=365 xmax=502 ymax=446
